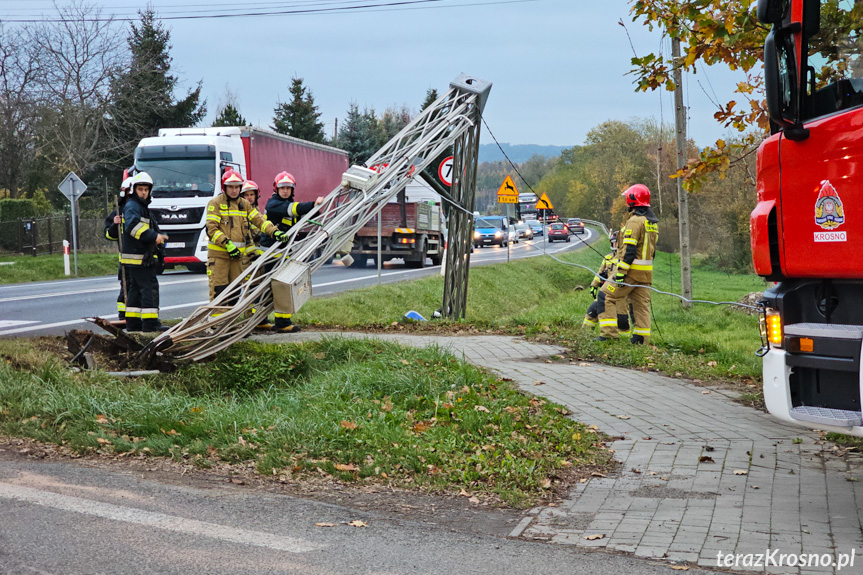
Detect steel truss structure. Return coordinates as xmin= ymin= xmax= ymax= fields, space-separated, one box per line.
xmin=140 ymin=75 xmax=491 ymax=365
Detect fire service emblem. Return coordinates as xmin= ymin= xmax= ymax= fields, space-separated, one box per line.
xmin=815 ymin=180 xmax=845 ymax=230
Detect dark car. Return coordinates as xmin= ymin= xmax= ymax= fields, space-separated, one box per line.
xmin=566 ymin=218 xmax=585 ymax=234
xmin=547 ymin=222 xmax=570 ymax=243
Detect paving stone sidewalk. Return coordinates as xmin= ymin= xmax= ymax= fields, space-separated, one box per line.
xmin=268 ymin=332 xmax=863 ymax=574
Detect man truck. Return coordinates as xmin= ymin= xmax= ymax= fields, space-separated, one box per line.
xmin=134 ymin=126 xmax=349 ymax=272
xmin=753 ymin=0 xmax=863 ymax=435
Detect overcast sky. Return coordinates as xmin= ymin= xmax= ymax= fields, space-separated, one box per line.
xmin=2 ymin=0 xmax=750 ymax=148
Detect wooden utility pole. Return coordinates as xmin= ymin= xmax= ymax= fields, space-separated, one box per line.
xmin=672 ymin=35 xmax=693 ymax=308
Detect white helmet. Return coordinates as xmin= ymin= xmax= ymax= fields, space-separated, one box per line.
xmin=119 ymin=177 xmax=133 ymax=198
xmin=132 ymin=172 xmax=153 ymax=190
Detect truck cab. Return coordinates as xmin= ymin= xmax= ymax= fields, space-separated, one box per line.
xmin=754 ymin=0 xmax=863 ymax=435
xmin=135 ymin=127 xmax=246 ymax=272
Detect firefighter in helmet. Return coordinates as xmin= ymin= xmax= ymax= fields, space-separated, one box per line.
xmin=104 ymin=176 xmax=133 ymax=320
xmin=583 ymin=230 xmax=632 ymax=336
xmin=597 ymin=184 xmax=658 ymax=344
xmin=260 ymin=171 xmax=324 ymax=333
xmin=241 ymin=180 xmax=265 ymax=259
xmin=121 ymin=172 xmax=167 ymax=332
xmin=205 ymin=170 xmax=284 ymax=306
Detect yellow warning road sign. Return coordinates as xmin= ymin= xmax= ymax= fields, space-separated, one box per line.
xmin=497 ymin=195 xmax=518 ymax=204
xmin=496 ymin=175 xmax=519 ymax=197
xmin=535 ymin=193 xmax=554 ymax=210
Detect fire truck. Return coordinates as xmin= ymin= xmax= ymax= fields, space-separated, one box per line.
xmin=753 ymin=0 xmax=863 ymax=435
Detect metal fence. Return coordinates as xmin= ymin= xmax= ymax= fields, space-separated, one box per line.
xmin=0 ymin=216 xmax=114 ymax=256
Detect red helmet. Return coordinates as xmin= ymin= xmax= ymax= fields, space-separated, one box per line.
xmin=222 ymin=170 xmax=243 ymax=187
xmin=241 ymin=180 xmax=259 ymax=194
xmin=273 ymin=171 xmax=296 ymax=192
xmin=622 ymin=184 xmax=651 ymax=208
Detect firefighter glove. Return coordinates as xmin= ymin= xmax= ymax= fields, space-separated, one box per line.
xmin=613 ymin=271 xmax=626 ymax=284
xmin=226 ymin=242 xmax=242 ymax=259
xmin=590 ymin=285 xmax=598 ymax=299
xmin=273 ymin=230 xmax=289 ymax=245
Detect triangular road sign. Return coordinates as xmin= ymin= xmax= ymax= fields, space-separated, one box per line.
xmin=536 ymin=193 xmax=554 ymax=210
xmin=496 ymin=175 xmax=519 ymax=197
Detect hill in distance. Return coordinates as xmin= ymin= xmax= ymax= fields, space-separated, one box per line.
xmin=478 ymin=143 xmax=569 ymax=164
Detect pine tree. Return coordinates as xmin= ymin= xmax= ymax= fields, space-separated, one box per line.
xmin=106 ymin=8 xmax=207 ymax=175
xmin=336 ymin=103 xmax=380 ymax=164
xmin=421 ymin=88 xmax=438 ymax=111
xmin=212 ymin=103 xmax=247 ymax=127
xmin=272 ymin=77 xmax=325 ymax=143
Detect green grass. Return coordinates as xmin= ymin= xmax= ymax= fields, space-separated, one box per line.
xmin=297 ymin=244 xmax=768 ymax=384
xmin=0 ymin=337 xmax=608 ymax=507
xmin=0 ymin=253 xmax=119 ymax=284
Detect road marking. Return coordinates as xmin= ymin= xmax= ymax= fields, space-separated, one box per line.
xmin=0 ymin=482 xmax=321 ymax=553
xmin=0 ymin=321 xmax=38 ymax=329
xmin=0 ymin=277 xmax=205 ymax=304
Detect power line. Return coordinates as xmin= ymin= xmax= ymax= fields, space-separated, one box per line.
xmin=0 ymin=0 xmax=538 ymax=21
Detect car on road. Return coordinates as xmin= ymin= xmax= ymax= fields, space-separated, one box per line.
xmin=507 ymin=223 xmax=520 ymax=244
xmin=473 ymin=216 xmax=509 ymax=248
xmin=547 ymin=222 xmax=570 ymax=243
xmin=528 ymin=220 xmax=544 ymax=236
xmin=515 ymin=221 xmax=533 ymax=240
xmin=566 ymin=218 xmax=585 ymax=234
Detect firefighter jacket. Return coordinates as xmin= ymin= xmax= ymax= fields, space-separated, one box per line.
xmin=590 ymin=252 xmax=617 ymax=289
xmin=205 ymin=193 xmax=276 ymax=259
xmin=121 ymin=195 xmax=161 ymax=267
xmin=259 ymin=195 xmax=317 ymax=249
xmin=614 ymin=207 xmax=659 ymax=284
xmin=104 ymin=210 xmax=120 ymax=241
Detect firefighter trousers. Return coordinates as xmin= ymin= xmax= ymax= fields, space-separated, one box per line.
xmin=583 ymin=293 xmax=632 ymax=334
xmin=124 ymin=265 xmax=160 ymax=332
xmin=598 ymin=279 xmax=651 ymax=343
xmin=207 ymin=255 xmax=246 ymax=301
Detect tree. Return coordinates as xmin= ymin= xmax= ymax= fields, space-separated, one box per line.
xmin=0 ymin=24 xmax=43 ymax=198
xmin=336 ymin=103 xmax=380 ymax=164
xmin=212 ymin=103 xmax=247 ymax=127
xmin=421 ymin=88 xmax=438 ymax=111
xmin=377 ymin=105 xmax=412 ymax=145
xmin=107 ymin=7 xmax=206 ymax=176
xmin=272 ymin=77 xmax=325 ymax=143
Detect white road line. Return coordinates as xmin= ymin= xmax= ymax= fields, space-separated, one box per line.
xmin=0 ymin=482 xmax=321 ymax=553
xmin=0 ymin=320 xmax=38 ymax=329
xmin=0 ymin=277 xmax=205 ymax=304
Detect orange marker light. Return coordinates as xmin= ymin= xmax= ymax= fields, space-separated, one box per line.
xmin=799 ymin=338 xmax=814 ymax=352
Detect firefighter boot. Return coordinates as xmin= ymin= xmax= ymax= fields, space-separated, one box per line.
xmin=273 ymin=313 xmax=301 ymax=333
xmin=630 ymin=334 xmax=645 ymax=345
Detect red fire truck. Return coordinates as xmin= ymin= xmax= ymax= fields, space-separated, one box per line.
xmin=753 ymin=0 xmax=863 ymax=435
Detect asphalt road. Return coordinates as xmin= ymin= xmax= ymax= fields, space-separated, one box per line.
xmin=0 ymin=453 xmax=720 ymax=575
xmin=0 ymin=229 xmax=596 ymax=338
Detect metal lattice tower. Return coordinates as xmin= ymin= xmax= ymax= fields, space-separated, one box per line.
xmin=140 ymin=75 xmax=491 ymax=365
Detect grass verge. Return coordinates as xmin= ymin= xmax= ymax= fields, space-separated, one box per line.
xmin=297 ymin=243 xmax=768 ymax=387
xmin=0 ymin=253 xmax=119 ymax=284
xmin=0 ymin=336 xmax=610 ymax=507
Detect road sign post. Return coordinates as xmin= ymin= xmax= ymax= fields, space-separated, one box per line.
xmin=496 ymin=176 xmax=520 ymax=264
xmin=58 ymin=172 xmax=87 ymax=277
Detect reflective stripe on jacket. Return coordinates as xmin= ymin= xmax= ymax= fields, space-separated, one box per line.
xmin=205 ymin=193 xmax=275 ymax=258
xmin=121 ymin=196 xmax=160 ymax=266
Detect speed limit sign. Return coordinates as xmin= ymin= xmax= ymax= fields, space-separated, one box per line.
xmin=438 ymin=156 xmax=454 ymax=187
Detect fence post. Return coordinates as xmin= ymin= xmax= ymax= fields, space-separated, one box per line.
xmin=30 ymin=218 xmax=37 ymax=257
xmin=17 ymin=218 xmax=23 ymax=254
xmin=47 ymin=218 xmax=53 ymax=255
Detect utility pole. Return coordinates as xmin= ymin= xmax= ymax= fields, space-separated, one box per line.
xmin=672 ymin=35 xmax=693 ymax=309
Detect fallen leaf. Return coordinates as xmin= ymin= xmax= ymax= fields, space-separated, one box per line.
xmin=707 ymin=360 xmax=718 ymax=367
xmin=617 ymin=415 xmax=631 ymax=420
xmin=579 ymin=478 xmax=588 ymax=483
xmin=400 ymin=359 xmax=410 ymax=365
xmin=533 ymin=380 xmax=546 ymax=386
xmin=340 ymin=420 xmax=358 ymax=430
xmin=631 ymin=468 xmax=642 ymax=474
xmin=160 ymin=428 xmax=180 ymax=436
xmin=95 ymin=414 xmax=110 ymax=425
xmin=315 ymin=522 xmax=336 ymax=527
xmin=474 ymin=405 xmax=490 ymax=413
xmin=670 ymin=566 xmax=690 ymax=571
xmin=412 ymin=421 xmax=432 ymax=433
xmin=540 ymin=478 xmax=551 ymax=488
xmin=583 ymin=534 xmax=605 ymax=541
xmin=230 ymin=478 xmax=245 ymax=485
xmin=347 ymin=520 xmax=367 ymax=527
xmin=699 ymin=456 xmax=715 ymax=463
xmin=458 ymin=489 xmax=471 ymax=497
xmin=701 ymin=390 xmax=711 ymax=395
xmin=733 ymin=469 xmax=748 ymax=475
xmin=578 ymin=362 xmax=592 ymax=367
xmin=334 ymin=463 xmax=359 ymax=472
xmin=96 ymin=437 xmax=111 ymax=445
xmin=591 ymin=472 xmax=606 ymax=478
xmin=468 ymin=496 xmax=480 ymax=504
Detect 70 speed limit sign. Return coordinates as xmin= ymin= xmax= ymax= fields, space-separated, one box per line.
xmin=438 ymin=156 xmax=454 ymax=187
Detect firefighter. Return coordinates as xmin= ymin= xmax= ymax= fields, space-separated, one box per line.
xmin=104 ymin=176 xmax=132 ymax=320
xmin=597 ymin=184 xmax=659 ymax=344
xmin=121 ymin=172 xmax=167 ymax=333
xmin=205 ymin=171 xmax=284 ymax=306
xmin=583 ymin=230 xmax=632 ymax=336
xmin=260 ymin=171 xmax=324 ymax=333
xmin=241 ymin=180 xmax=265 ymax=259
